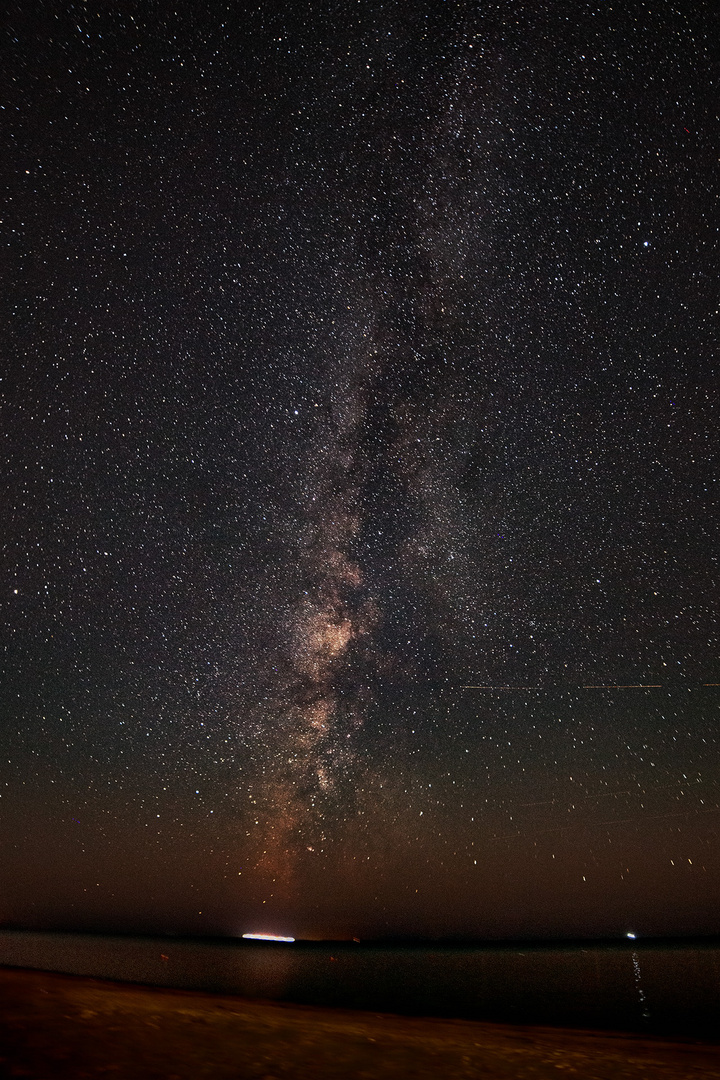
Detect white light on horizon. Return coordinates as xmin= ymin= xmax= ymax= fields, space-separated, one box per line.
xmin=242 ymin=933 xmax=295 ymax=942
xmin=626 ymin=932 xmax=636 ymax=939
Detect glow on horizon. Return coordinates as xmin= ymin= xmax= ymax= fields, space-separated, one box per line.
xmin=242 ymin=933 xmax=295 ymax=942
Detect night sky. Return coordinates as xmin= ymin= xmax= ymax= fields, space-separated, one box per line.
xmin=1 ymin=1 xmax=718 ymax=942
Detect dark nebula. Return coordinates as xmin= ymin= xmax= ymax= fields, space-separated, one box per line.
xmin=1 ymin=0 xmax=718 ymax=940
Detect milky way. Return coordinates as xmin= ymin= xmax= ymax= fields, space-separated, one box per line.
xmin=251 ymin=320 xmax=384 ymax=874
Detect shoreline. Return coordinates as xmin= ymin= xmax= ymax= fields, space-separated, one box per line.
xmin=1 ymin=966 xmax=719 ymax=1079
xmin=3 ymin=929 xmax=720 ymax=1037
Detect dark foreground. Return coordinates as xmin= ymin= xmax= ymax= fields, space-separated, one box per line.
xmin=0 ymin=967 xmax=719 ymax=1079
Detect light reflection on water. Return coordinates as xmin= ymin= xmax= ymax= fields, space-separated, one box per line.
xmin=631 ymin=950 xmax=652 ymax=1020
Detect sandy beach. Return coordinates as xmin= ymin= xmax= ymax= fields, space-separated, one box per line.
xmin=1 ymin=966 xmax=718 ymax=1079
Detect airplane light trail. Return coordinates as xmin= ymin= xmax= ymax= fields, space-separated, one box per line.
xmin=459 ymin=684 xmax=665 ymax=690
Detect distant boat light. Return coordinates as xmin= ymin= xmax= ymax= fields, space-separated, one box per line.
xmin=626 ymin=932 xmax=636 ymax=939
xmin=242 ymin=933 xmax=295 ymax=942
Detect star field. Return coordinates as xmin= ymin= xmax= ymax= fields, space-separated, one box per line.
xmin=0 ymin=0 xmax=718 ymax=940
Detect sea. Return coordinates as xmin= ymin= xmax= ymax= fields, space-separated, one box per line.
xmin=1 ymin=930 xmax=719 ymax=1037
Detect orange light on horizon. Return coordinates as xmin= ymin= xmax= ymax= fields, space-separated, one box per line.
xmin=242 ymin=933 xmax=295 ymax=942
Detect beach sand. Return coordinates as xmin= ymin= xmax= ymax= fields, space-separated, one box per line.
xmin=0 ymin=966 xmax=718 ymax=1079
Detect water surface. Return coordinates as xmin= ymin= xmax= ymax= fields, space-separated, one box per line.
xmin=1 ymin=931 xmax=718 ymax=1036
